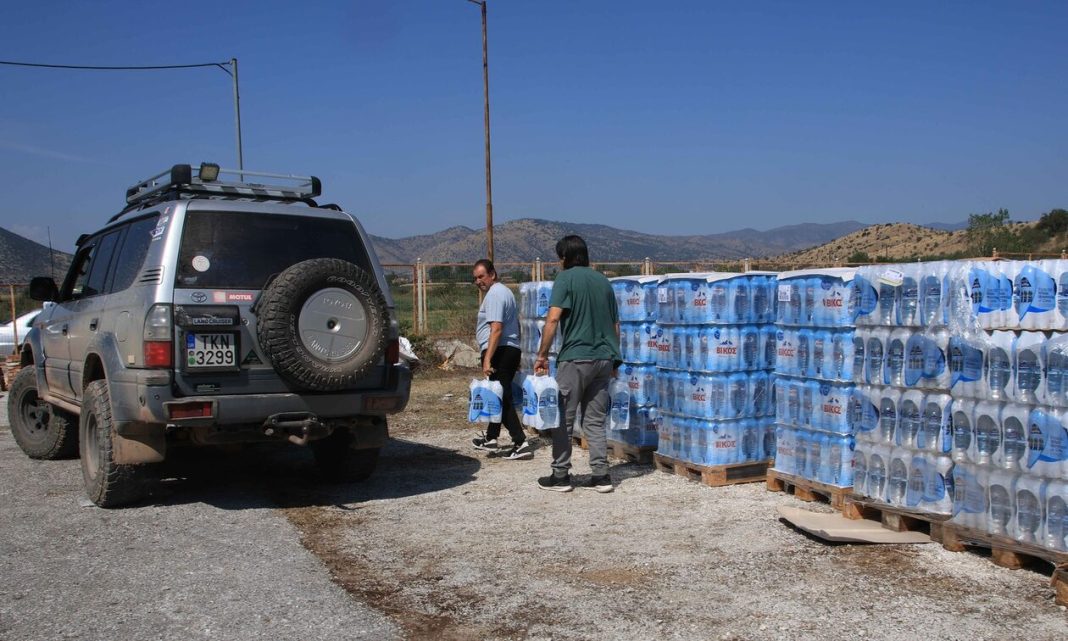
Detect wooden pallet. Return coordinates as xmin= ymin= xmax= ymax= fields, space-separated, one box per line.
xmin=842 ymin=495 xmax=1068 ymax=606
xmin=605 ymin=439 xmax=657 ymax=464
xmin=653 ymin=453 xmax=770 ymax=487
xmin=842 ymin=495 xmax=951 ymax=542
xmin=765 ymin=469 xmax=852 ymax=511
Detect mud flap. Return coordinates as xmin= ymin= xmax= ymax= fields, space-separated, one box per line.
xmin=349 ymin=416 xmax=388 ymax=451
xmin=113 ymin=423 xmax=166 ymax=464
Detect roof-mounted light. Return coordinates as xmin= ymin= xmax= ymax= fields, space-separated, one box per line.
xmin=198 ymin=163 xmax=220 ymax=182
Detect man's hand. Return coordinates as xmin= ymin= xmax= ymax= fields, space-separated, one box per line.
xmin=533 ymin=355 xmax=548 ymax=376
xmin=482 ymin=355 xmax=494 ymax=378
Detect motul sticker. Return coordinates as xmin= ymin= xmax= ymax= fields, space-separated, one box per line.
xmin=227 ymin=293 xmax=254 ymax=302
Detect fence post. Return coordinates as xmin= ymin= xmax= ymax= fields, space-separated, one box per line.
xmin=414 ymin=258 xmax=425 ymax=334
xmin=643 ymin=257 xmax=652 ymax=276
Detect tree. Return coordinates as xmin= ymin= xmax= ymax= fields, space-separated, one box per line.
xmin=966 ymin=208 xmax=1016 ymax=256
xmin=1037 ymin=208 xmax=1068 ymax=236
xmin=847 ymin=251 xmax=871 ymax=264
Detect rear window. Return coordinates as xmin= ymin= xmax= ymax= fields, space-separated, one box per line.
xmin=175 ymin=211 xmax=367 ymax=289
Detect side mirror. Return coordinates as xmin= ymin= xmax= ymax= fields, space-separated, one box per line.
xmin=29 ymin=277 xmax=59 ymax=302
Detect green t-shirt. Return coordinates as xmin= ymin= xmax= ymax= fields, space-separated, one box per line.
xmin=548 ymin=266 xmax=622 ymax=364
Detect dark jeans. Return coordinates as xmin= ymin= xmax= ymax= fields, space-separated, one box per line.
xmin=482 ymin=345 xmax=525 ymax=445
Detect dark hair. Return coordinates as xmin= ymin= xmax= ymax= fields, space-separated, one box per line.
xmin=473 ymin=258 xmax=496 ymax=276
xmin=555 ymin=235 xmax=590 ymax=269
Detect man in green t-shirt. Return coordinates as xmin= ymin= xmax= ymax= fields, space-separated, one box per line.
xmin=534 ymin=235 xmax=622 ymax=493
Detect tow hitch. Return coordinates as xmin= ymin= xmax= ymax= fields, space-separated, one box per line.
xmin=262 ymin=412 xmax=330 ymax=446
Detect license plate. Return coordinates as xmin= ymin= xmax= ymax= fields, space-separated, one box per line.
xmin=185 ymin=332 xmax=237 ymax=369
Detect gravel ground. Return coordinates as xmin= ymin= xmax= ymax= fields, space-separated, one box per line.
xmin=2 ymin=369 xmax=1067 ymax=640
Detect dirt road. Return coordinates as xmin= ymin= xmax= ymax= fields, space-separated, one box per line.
xmin=2 ymin=369 xmax=1066 ymax=640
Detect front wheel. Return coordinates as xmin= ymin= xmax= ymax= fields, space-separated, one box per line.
xmin=80 ymin=380 xmax=151 ymax=508
xmin=7 ymin=367 xmax=78 ymax=459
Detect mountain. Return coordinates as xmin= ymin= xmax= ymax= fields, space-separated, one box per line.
xmin=367 ymin=218 xmax=868 ymax=264
xmin=924 ymin=220 xmax=969 ymax=232
xmin=0 ymin=227 xmax=73 ymax=285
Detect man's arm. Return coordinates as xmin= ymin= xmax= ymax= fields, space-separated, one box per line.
xmin=533 ymin=306 xmax=563 ymax=375
xmin=483 ymin=321 xmax=502 ymax=377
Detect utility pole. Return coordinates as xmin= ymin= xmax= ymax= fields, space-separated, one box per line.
xmin=468 ymin=0 xmax=494 ymax=261
xmin=230 ymin=58 xmax=244 ymax=176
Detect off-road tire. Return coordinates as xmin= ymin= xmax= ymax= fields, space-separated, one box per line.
xmin=7 ymin=367 xmax=78 ymax=459
xmin=310 ymin=426 xmax=380 ymax=482
xmin=80 ymin=380 xmax=150 ymax=508
xmin=257 ymin=258 xmax=389 ymax=391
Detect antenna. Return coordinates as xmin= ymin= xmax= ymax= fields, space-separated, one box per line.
xmin=47 ymin=226 xmax=56 ymax=281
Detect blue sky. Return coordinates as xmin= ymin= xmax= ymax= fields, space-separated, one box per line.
xmin=1 ymin=1 xmax=1065 ymax=253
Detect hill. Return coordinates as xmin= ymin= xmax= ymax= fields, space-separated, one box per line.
xmin=0 ymin=227 xmax=73 ymax=285
xmin=368 ymin=217 xmax=868 ymax=264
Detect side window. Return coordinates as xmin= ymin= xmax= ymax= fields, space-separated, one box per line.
xmin=81 ymin=230 xmax=121 ymax=298
xmin=64 ymin=243 xmax=97 ymax=301
xmin=110 ymin=215 xmax=159 ymax=292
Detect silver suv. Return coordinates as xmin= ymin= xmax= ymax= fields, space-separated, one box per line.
xmin=8 ymin=163 xmax=411 ymax=507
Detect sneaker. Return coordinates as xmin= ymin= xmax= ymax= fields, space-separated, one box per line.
xmin=580 ymin=474 xmax=614 ymax=493
xmin=504 ymin=441 xmax=534 ymax=461
xmin=537 ymin=473 xmax=573 ymax=492
xmin=472 ymin=434 xmax=499 ymax=451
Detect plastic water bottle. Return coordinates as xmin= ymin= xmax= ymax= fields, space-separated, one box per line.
xmin=905 ymin=454 xmax=926 ymax=508
xmin=805 ymin=431 xmax=824 ymax=482
xmin=897 ymin=390 xmax=923 ymax=448
xmin=708 ymin=375 xmax=728 ymax=420
xmin=539 ymin=377 xmax=560 ymax=428
xmin=865 ymin=328 xmax=888 ymax=385
xmin=732 ymin=276 xmax=751 ymax=324
xmin=951 ymin=399 xmax=975 ymax=464
xmin=998 ymin=403 xmax=1029 ymax=471
xmin=1026 ymin=408 xmax=1068 ymax=479
xmin=1013 ymin=475 xmax=1046 ymax=545
xmin=1055 ymin=259 xmax=1068 ymax=330
xmin=796 ymin=329 xmax=811 ymax=378
xmin=786 ymin=278 xmax=803 ymax=326
xmin=609 ymin=378 xmax=631 ymax=432
xmin=878 ymin=387 xmax=901 ymax=444
xmin=925 ymin=327 xmax=952 ymax=391
xmin=973 ymin=401 xmax=1002 ymax=466
xmin=1044 ymin=479 xmax=1068 ymax=551
xmin=763 ymin=422 xmax=777 ymax=461
xmin=741 ymin=325 xmax=761 ymax=371
xmin=986 ymin=331 xmax=1014 ymax=401
xmin=854 ymin=449 xmax=869 ymax=497
xmin=803 ymin=277 xmax=819 ymax=326
xmin=773 ymin=426 xmax=793 ymax=473
xmin=713 ymin=327 xmax=740 ymax=372
xmin=923 ymin=455 xmax=955 ymax=516
xmin=919 ymin=393 xmax=953 ymax=454
xmin=762 ymin=325 xmax=778 ymax=371
xmin=831 ymin=330 xmax=852 ymax=381
xmin=867 ymin=446 xmax=889 ymax=502
xmin=1014 ymin=331 xmax=1045 ymax=405
xmin=468 ymin=379 xmax=486 ymax=423
xmin=987 ymin=469 xmax=1015 ymax=537
xmin=810 ymin=329 xmax=828 ymax=379
xmin=876 ymin=274 xmax=898 ymax=326
xmin=851 ymin=330 xmax=867 ymax=384
xmin=698 ymin=327 xmax=713 ymax=372
xmin=1014 ymin=261 xmax=1057 ymax=330
xmin=884 ymin=328 xmax=909 ymax=386
xmin=887 ymin=447 xmax=910 ymax=506
xmin=775 ymin=329 xmax=794 ymax=377
xmin=851 ymin=269 xmax=879 ymax=326
xmin=709 ymin=277 xmax=729 ymax=323
xmin=898 ymin=265 xmax=921 ymax=326
xmin=751 ymin=275 xmax=770 ymax=323
xmin=728 ymin=373 xmax=748 ymax=419
xmin=801 ymin=380 xmax=818 ymax=429
xmin=750 ymin=371 xmax=769 ymax=418
xmin=920 ymin=261 xmax=948 ymax=327
xmin=1043 ymin=336 xmax=1068 ymax=407
xmin=484 ymin=380 xmax=504 ymax=423
xmin=950 ymin=334 xmax=986 ymax=399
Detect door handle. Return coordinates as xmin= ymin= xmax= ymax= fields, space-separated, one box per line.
xmin=89 ymin=318 xmax=99 ymax=331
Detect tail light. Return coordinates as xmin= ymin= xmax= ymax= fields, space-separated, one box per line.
xmin=143 ymin=304 xmax=173 ymax=368
xmin=385 ymin=338 xmax=400 ymax=365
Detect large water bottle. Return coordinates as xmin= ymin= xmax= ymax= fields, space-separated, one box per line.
xmin=905 ymin=454 xmax=927 ymax=508
xmin=762 ymin=325 xmax=778 ymax=371
xmin=608 ymin=378 xmax=630 ymax=432
xmin=987 ymin=469 xmax=1016 ymax=537
xmin=985 ymin=331 xmax=1014 ymax=401
xmin=732 ymin=276 xmax=751 ymax=324
xmin=738 ymin=419 xmax=759 ymax=462
xmin=851 ymin=268 xmax=879 ymax=326
xmin=830 ymin=330 xmax=852 ymax=381
xmin=657 ymin=281 xmax=673 ymax=322
xmin=884 ymin=328 xmax=909 ymax=386
xmin=867 ymin=446 xmax=889 ymax=502
xmin=775 ymin=329 xmax=794 ymax=377
xmin=685 ymin=326 xmax=700 ymax=371
xmin=925 ymin=327 xmax=952 ymax=390
xmin=803 ymin=277 xmax=819 ymax=326
xmin=973 ymin=401 xmax=1002 ymax=466
xmin=1013 ymin=475 xmax=1046 ymax=545
xmin=818 ymin=275 xmax=852 ymax=327
xmin=865 ymin=328 xmax=888 ymax=385
xmin=709 ymin=277 xmax=729 ymax=324
xmin=951 ymin=399 xmax=975 ymax=464
xmin=897 ymin=390 xmax=923 ymax=448
xmin=796 ymin=329 xmax=811 ymax=379
xmin=953 ymin=463 xmax=989 ymax=531
xmin=897 ymin=264 xmax=921 ymax=326
xmin=1014 ymin=331 xmax=1045 ymax=405
xmin=923 ymin=455 xmax=955 ymax=515
xmin=949 ymin=334 xmax=986 ymax=399
xmin=1014 ymin=261 xmax=1057 ymax=330
xmin=539 ymin=377 xmax=560 ymax=428
xmin=713 ymin=326 xmax=740 ymax=372
xmin=1054 ymin=259 xmax=1068 ymax=330
xmin=751 ymin=275 xmax=770 ymax=323
xmin=1027 ymin=408 xmax=1068 ymax=478
xmin=1043 ymin=335 xmax=1068 ymax=407
xmin=967 ymin=263 xmax=998 ymax=330
xmin=727 ymin=373 xmax=748 ymax=419
xmin=810 ymin=329 xmax=828 ymax=379
xmin=854 ymin=449 xmax=869 ymax=497
xmin=750 ymin=371 xmax=769 ymax=418
xmin=887 ymin=447 xmax=910 ymax=506
xmin=998 ymin=403 xmax=1029 ymax=472
xmin=707 ymin=375 xmax=728 ymax=420
xmin=787 ymin=278 xmax=804 ymax=326
xmin=920 ymin=261 xmax=948 ymax=327
xmin=1044 ymin=479 xmax=1068 ymax=552
xmin=875 ymin=272 xmax=899 ymax=326
xmin=801 ymin=380 xmax=819 ymax=429
xmin=850 ymin=385 xmax=874 ymax=442
xmin=775 ymin=378 xmax=790 ymax=424
xmin=997 ymin=262 xmax=1020 ymax=331
xmin=741 ymin=325 xmax=761 ymax=371
xmin=919 ymin=393 xmax=953 ymax=454
xmin=851 ymin=330 xmax=867 ymax=384
xmin=774 ymin=425 xmax=794 ymax=473
xmin=877 ymin=387 xmax=901 ymax=444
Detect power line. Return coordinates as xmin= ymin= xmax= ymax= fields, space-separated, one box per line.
xmin=0 ymin=60 xmax=229 ymax=72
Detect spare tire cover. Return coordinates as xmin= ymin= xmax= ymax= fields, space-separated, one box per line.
xmin=257 ymin=258 xmax=389 ymax=391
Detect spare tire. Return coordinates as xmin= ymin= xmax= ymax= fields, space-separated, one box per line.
xmin=257 ymin=258 xmax=389 ymax=391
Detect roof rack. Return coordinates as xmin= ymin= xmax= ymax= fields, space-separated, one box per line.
xmin=112 ymin=163 xmax=322 ymax=222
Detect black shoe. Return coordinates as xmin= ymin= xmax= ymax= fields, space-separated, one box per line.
xmin=504 ymin=441 xmax=534 ymax=460
xmin=472 ymin=433 xmax=499 ymax=451
xmin=580 ymin=474 xmax=614 ymax=493
xmin=537 ymin=473 xmax=573 ymax=492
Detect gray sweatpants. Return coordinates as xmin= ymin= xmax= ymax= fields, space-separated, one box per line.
xmin=551 ymin=359 xmax=615 ymax=477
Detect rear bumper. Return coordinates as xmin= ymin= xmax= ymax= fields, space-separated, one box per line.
xmin=109 ymin=363 xmax=412 ymax=433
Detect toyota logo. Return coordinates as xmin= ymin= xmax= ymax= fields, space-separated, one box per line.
xmin=191 ymin=291 xmax=207 ymax=303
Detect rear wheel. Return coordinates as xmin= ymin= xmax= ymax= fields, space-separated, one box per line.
xmin=80 ymin=380 xmax=150 ymax=508
xmin=310 ymin=426 xmax=380 ymax=482
xmin=7 ymin=367 xmax=78 ymax=459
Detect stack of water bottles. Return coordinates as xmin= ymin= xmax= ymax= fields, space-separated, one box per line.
xmin=609 ymin=276 xmax=661 ymax=448
xmin=518 ymin=281 xmax=562 ymax=374
xmin=848 ymin=262 xmax=955 ymax=513
xmin=939 ymin=259 xmax=1067 ymax=552
xmin=653 ymin=272 xmax=778 ymax=467
xmin=772 ymin=269 xmax=859 ymax=488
